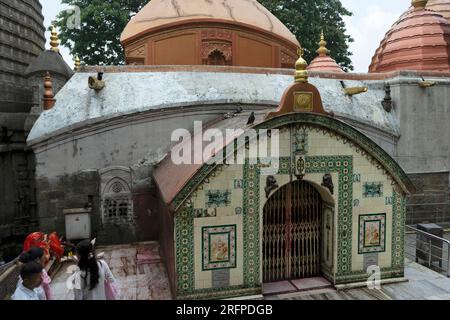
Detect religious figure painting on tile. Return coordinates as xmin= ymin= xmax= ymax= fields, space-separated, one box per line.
xmin=359 ymin=214 xmax=386 ymax=254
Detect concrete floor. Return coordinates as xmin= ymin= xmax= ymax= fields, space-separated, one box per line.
xmin=50 ymin=242 xmax=450 ymax=300
xmin=266 ymin=259 xmax=450 ymax=300
xmin=50 ymin=242 xmax=173 ymax=300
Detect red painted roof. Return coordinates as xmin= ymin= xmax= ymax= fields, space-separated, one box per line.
xmin=153 ymin=112 xmax=266 ymax=207
xmin=121 ymin=0 xmax=299 ymax=46
xmin=428 ymin=0 xmax=450 ymax=21
xmin=308 ymin=56 xmax=344 ymax=73
xmin=369 ymin=7 xmax=450 ymax=72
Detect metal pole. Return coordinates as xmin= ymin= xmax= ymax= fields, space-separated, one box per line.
xmin=429 ymin=239 xmax=432 ymax=267
xmin=447 ymin=243 xmax=450 ymax=277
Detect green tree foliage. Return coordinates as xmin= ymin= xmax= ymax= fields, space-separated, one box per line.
xmin=55 ymin=0 xmax=353 ymax=70
xmin=55 ymin=0 xmax=146 ymax=65
xmin=259 ymin=0 xmax=354 ymax=71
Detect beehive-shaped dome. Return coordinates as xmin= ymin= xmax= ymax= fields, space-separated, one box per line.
xmin=307 ymin=32 xmax=344 ymax=73
xmin=121 ymin=0 xmax=298 ymax=45
xmin=427 ymin=0 xmax=450 ymax=21
xmin=369 ymin=0 xmax=450 ymax=73
xmin=120 ymin=0 xmax=300 ymax=68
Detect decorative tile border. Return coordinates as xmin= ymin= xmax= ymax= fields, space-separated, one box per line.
xmin=177 ymin=286 xmax=261 ymax=300
xmin=175 ymin=203 xmax=195 ymax=295
xmin=335 ymin=267 xmax=404 ymax=284
xmin=392 ymin=190 xmax=406 ymax=269
xmin=358 ymin=214 xmax=386 ymax=254
xmin=242 ymin=161 xmax=261 ymax=287
xmin=202 ymin=225 xmax=237 ymax=271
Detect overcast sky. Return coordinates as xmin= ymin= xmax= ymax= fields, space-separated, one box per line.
xmin=40 ymin=0 xmax=411 ymax=71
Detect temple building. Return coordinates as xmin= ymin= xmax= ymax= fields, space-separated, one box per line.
xmin=0 ymin=0 xmax=449 ymax=299
xmin=307 ymin=32 xmax=344 ymax=73
xmin=120 ymin=0 xmax=299 ymax=68
xmin=0 ymin=0 xmax=72 ymax=262
xmin=369 ymin=0 xmax=450 ymax=72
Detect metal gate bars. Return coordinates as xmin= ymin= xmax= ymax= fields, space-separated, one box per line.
xmin=263 ymin=180 xmax=323 ymax=283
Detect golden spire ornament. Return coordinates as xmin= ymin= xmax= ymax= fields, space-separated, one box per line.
xmin=295 ymin=47 xmax=308 ymax=83
xmin=43 ymin=71 xmax=56 ymax=110
xmin=412 ymin=0 xmax=427 ymax=9
xmin=50 ymin=25 xmax=60 ymax=53
xmin=74 ymin=56 xmax=81 ymax=72
xmin=316 ymin=30 xmax=330 ymax=57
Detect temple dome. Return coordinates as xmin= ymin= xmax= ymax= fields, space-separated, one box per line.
xmin=307 ymin=32 xmax=344 ymax=73
xmin=121 ymin=0 xmax=299 ymax=46
xmin=398 ymin=0 xmax=450 ymax=22
xmin=369 ymin=0 xmax=450 ymax=73
xmin=427 ymin=0 xmax=450 ymax=21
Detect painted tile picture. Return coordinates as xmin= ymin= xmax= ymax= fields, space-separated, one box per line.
xmin=363 ymin=182 xmax=383 ymax=198
xmin=359 ymin=214 xmax=386 ymax=254
xmin=206 ymin=190 xmax=232 ymax=208
xmin=202 ymin=225 xmax=236 ymax=270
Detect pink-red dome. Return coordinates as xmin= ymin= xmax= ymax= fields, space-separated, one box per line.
xmin=427 ymin=0 xmax=450 ymax=21
xmin=307 ymin=32 xmax=344 ymax=73
xmin=369 ymin=2 xmax=450 ymax=73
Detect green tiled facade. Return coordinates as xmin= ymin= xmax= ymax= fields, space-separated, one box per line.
xmin=173 ymin=114 xmax=410 ymax=299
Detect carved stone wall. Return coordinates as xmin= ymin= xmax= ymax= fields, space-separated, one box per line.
xmin=124 ymin=25 xmax=298 ymax=68
xmin=0 ymin=0 xmax=45 ymax=261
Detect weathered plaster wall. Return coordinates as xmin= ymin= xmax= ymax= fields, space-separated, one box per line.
xmin=27 ymin=71 xmax=400 ymax=143
xmin=390 ymin=78 xmax=450 ymax=225
xmin=31 ymin=106 xmax=265 ymax=244
xmin=393 ymin=78 xmax=450 ymax=173
xmin=406 ymin=171 xmax=450 ymax=225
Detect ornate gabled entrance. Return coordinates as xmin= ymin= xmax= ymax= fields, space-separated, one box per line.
xmin=263 ymin=180 xmax=323 ymax=283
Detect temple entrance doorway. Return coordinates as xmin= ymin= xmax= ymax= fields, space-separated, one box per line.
xmin=263 ymin=180 xmax=324 ymax=284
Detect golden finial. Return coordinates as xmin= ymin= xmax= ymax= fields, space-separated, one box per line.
xmin=295 ymin=47 xmax=308 ymax=83
xmin=43 ymin=71 xmax=56 ymax=110
xmin=412 ymin=0 xmax=427 ymax=9
xmin=317 ymin=30 xmax=330 ymax=57
xmin=74 ymin=56 xmax=81 ymax=72
xmin=50 ymin=25 xmax=60 ymax=53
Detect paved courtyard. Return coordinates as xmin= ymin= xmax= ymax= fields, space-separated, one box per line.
xmin=267 ymin=259 xmax=450 ymax=300
xmin=50 ymin=242 xmax=173 ymax=300
xmin=50 ymin=242 xmax=450 ymax=300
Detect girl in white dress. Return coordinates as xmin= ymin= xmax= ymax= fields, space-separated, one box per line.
xmin=73 ymin=240 xmax=118 ymax=300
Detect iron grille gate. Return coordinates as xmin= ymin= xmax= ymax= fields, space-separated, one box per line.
xmin=263 ymin=180 xmax=323 ymax=283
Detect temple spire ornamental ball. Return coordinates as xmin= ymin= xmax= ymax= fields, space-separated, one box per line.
xmin=295 ymin=48 xmax=309 ymax=83
xmin=50 ymin=25 xmax=60 ymax=53
xmin=74 ymin=56 xmax=81 ymax=72
xmin=412 ymin=0 xmax=428 ymax=8
xmin=307 ymin=31 xmax=344 ymax=73
xmin=317 ymin=30 xmax=330 ymax=57
xmin=43 ymin=72 xmax=56 ymax=110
